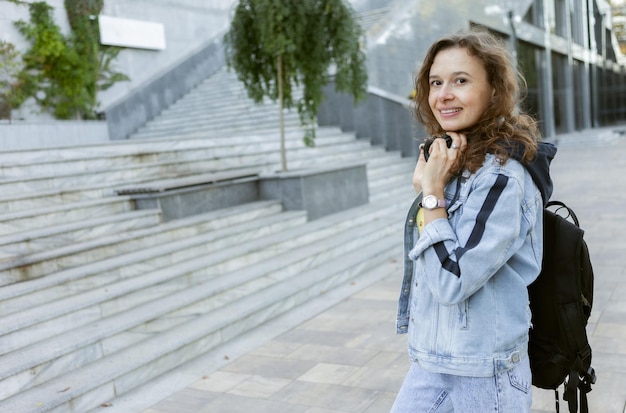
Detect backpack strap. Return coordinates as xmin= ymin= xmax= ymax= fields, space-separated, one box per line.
xmin=560 ymin=297 xmax=595 ymax=413
xmin=546 ymin=201 xmax=580 ymax=227
xmin=564 ymin=365 xmax=595 ymax=413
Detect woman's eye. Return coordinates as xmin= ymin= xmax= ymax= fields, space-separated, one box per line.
xmin=431 ymin=80 xmax=442 ymax=87
xmin=456 ymin=78 xmax=467 ymax=84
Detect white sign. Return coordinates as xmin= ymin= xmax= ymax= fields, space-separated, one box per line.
xmin=99 ymin=15 xmax=166 ymax=50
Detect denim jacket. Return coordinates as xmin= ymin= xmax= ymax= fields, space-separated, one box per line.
xmin=396 ymin=144 xmax=556 ymax=377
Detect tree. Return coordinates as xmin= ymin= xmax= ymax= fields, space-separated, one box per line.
xmin=0 ymin=40 xmax=22 ymax=122
xmin=12 ymin=1 xmax=128 ymax=119
xmin=224 ymin=0 xmax=368 ymax=172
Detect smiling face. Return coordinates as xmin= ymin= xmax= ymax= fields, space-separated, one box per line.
xmin=428 ymin=47 xmax=495 ymax=132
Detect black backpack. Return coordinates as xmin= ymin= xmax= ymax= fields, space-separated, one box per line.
xmin=528 ymin=201 xmax=596 ymax=413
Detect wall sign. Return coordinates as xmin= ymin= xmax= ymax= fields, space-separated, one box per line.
xmin=99 ymin=15 xmax=166 ymax=50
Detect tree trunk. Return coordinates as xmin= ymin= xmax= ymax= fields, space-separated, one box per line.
xmin=277 ymin=54 xmax=287 ymax=172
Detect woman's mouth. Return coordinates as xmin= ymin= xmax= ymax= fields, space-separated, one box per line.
xmin=440 ymin=108 xmax=462 ymax=115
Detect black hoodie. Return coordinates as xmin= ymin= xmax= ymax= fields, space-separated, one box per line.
xmin=509 ymin=141 xmax=557 ymax=206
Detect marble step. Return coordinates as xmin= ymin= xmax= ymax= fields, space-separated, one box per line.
xmin=0 ymin=126 xmax=343 ymax=165
xmin=0 ymin=133 xmax=369 ymax=213
xmin=0 ymin=210 xmax=309 ymax=356
xmin=159 ymin=103 xmax=286 ymax=122
xmin=0 ymin=132 xmax=355 ymax=180
xmin=131 ymin=118 xmax=302 ymax=140
xmin=0 ymin=216 xmax=401 ymax=411
xmin=0 ymin=196 xmax=398 ymax=345
xmin=369 ymin=166 xmax=414 ymax=193
xmin=0 ymin=141 xmax=386 ymax=197
xmin=0 ymin=197 xmax=135 ymax=237
xmin=1 ymin=192 xmax=401 ymax=319
xmin=155 ymin=97 xmax=299 ymax=119
xmin=0 ymin=187 xmax=110 ymax=214
xmin=158 ymin=100 xmax=284 ymax=120
xmin=84 ymin=257 xmax=399 ymax=413
xmin=0 ymin=209 xmax=162 ymax=258
xmin=0 ymin=205 xmax=396 ymax=358
xmin=0 ymin=150 xmax=406 ymax=284
xmin=371 ymin=179 xmax=414 ymax=204
xmin=367 ymin=151 xmax=414 ymax=173
xmin=137 ymin=114 xmax=302 ymax=136
xmin=153 ymin=98 xmax=299 ymax=119
xmin=0 ymin=200 xmax=286 ymax=304
xmin=165 ymin=80 xmax=297 ymax=107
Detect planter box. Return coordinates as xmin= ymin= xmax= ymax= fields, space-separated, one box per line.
xmin=117 ymin=164 xmax=369 ymax=222
xmin=116 ymin=170 xmax=260 ymax=221
xmin=259 ymin=162 xmax=369 ymax=220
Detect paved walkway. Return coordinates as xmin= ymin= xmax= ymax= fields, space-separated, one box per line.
xmin=135 ymin=126 xmax=626 ymax=413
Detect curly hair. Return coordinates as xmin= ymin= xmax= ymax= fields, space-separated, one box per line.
xmin=413 ymin=29 xmax=539 ymax=173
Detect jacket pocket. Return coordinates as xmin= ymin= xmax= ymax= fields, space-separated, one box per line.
xmin=507 ymin=363 xmax=531 ymax=394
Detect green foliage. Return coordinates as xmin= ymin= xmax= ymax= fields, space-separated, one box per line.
xmin=224 ymin=0 xmax=367 ymax=147
xmin=12 ymin=1 xmax=128 ymax=119
xmin=0 ymin=40 xmax=23 ymax=120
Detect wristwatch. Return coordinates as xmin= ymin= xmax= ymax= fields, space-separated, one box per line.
xmin=420 ymin=194 xmax=446 ymax=210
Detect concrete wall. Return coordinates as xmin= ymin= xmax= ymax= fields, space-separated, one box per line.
xmin=104 ymin=36 xmax=226 ymax=141
xmin=98 ymin=0 xmax=236 ymax=111
xmin=0 ymin=121 xmax=109 ymax=151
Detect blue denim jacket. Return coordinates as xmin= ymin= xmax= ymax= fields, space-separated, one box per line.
xmin=396 ymin=149 xmax=554 ymax=377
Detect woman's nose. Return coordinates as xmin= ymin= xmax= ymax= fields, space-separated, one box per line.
xmin=437 ymin=84 xmax=454 ymax=101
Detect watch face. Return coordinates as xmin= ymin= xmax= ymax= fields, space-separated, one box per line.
xmin=423 ymin=195 xmax=437 ymax=209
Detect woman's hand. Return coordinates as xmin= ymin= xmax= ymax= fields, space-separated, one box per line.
xmin=413 ymin=132 xmax=466 ymax=195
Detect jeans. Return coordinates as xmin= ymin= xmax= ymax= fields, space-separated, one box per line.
xmin=390 ymin=357 xmax=532 ymax=413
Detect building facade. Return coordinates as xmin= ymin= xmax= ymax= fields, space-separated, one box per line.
xmin=1 ymin=0 xmax=624 ymax=141
xmin=355 ymin=0 xmax=626 ymax=139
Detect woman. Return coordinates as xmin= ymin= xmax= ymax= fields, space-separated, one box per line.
xmin=392 ymin=30 xmax=557 ymax=412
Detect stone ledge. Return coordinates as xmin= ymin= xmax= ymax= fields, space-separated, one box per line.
xmin=259 ymin=162 xmax=369 ymax=220
xmin=119 ymin=163 xmax=369 ymax=222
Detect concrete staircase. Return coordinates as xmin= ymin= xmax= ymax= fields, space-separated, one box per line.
xmin=0 ymin=68 xmax=415 ymax=413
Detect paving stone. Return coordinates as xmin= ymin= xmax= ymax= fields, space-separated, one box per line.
xmin=270 ymin=381 xmax=382 ymax=413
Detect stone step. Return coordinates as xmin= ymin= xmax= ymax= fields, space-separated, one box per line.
xmin=371 ymin=179 xmax=413 ymax=204
xmin=0 ymin=203 xmax=392 ymax=354
xmin=0 ymin=130 xmax=352 ymax=180
xmin=0 ymin=140 xmax=385 ymax=197
xmin=1 ymin=193 xmax=399 ymax=319
xmin=137 ymin=114 xmax=302 ymax=136
xmin=0 ymin=203 xmax=398 ymax=407
xmin=0 ymin=210 xmax=308 ymax=356
xmin=0 ymin=200 xmax=286 ymax=290
xmin=158 ymin=100 xmax=286 ymax=120
xmin=154 ymin=96 xmax=299 ymax=117
xmin=131 ymin=119 xmax=302 ymax=140
xmin=0 ymin=151 xmax=405 ymax=286
xmin=0 ymin=125 xmax=337 ymax=160
xmin=0 ymin=213 xmax=401 ymax=412
xmin=369 ymin=167 xmax=413 ymax=193
xmin=164 ymin=79 xmax=297 ymax=109
xmin=0 ymin=209 xmax=162 ymax=258
xmin=0 ymin=187 xmax=110 ymax=214
xmin=144 ymin=100 xmax=300 ymax=120
xmin=159 ymin=104 xmax=286 ymax=123
xmin=85 ymin=256 xmax=400 ymax=413
xmin=0 ymin=197 xmax=135 ymax=237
